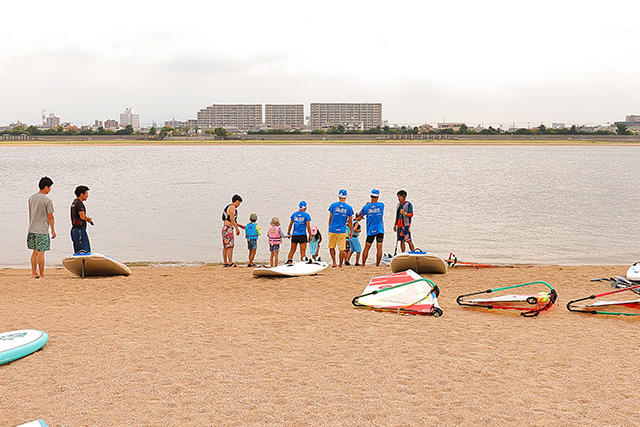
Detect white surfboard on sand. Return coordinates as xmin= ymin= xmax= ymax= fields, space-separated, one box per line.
xmin=62 ymin=252 xmax=131 ymax=277
xmin=0 ymin=329 xmax=49 ymax=365
xmin=15 ymin=421 xmax=48 ymax=427
xmin=390 ymin=251 xmax=447 ymax=274
xmin=253 ymin=260 xmax=329 ymax=278
xmin=627 ymin=262 xmax=640 ymax=282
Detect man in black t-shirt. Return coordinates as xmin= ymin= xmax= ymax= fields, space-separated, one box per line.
xmin=70 ymin=185 xmax=93 ymax=253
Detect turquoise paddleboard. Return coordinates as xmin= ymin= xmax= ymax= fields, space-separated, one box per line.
xmin=0 ymin=330 xmax=49 ymax=365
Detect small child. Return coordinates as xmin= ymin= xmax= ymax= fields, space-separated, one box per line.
xmin=345 ymin=220 xmax=362 ymax=266
xmin=309 ymin=226 xmax=322 ymax=261
xmin=267 ymin=217 xmax=289 ymax=267
xmin=245 ymin=213 xmax=260 ymax=267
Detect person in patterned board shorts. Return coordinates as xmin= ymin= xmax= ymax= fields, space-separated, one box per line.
xmin=222 ymin=195 xmax=244 ymax=267
xmin=27 ymin=176 xmax=56 ymax=279
xmin=394 ymin=189 xmax=415 ymax=252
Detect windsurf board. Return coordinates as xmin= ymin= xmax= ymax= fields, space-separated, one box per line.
xmin=62 ymin=252 xmax=131 ymax=277
xmin=390 ymin=251 xmax=447 ymax=274
xmin=253 ymin=260 xmax=329 ymax=278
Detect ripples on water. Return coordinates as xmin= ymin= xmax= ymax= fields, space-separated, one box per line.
xmin=1 ymin=144 xmax=638 ymax=266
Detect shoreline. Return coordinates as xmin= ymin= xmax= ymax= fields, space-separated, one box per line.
xmin=2 ymin=139 xmax=640 ymax=146
xmin=0 ymin=262 xmax=630 ymax=270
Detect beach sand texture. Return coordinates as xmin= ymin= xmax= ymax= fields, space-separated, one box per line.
xmin=3 ymin=265 xmax=639 ymax=426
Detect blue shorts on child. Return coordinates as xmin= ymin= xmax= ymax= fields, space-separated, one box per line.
xmin=349 ymin=236 xmax=362 ymax=253
xmin=247 ymin=239 xmax=257 ymax=250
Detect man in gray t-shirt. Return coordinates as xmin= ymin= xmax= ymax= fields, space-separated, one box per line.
xmin=27 ymin=176 xmax=56 ymax=278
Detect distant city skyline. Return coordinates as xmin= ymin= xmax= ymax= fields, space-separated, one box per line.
xmin=1 ymin=0 xmax=639 ymax=127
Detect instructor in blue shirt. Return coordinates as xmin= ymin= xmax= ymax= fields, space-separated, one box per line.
xmin=287 ymin=201 xmax=312 ymax=263
xmin=327 ymin=189 xmax=354 ymax=268
xmin=357 ymin=189 xmax=385 ymax=266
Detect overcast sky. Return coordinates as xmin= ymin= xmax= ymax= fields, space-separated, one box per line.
xmin=1 ymin=0 xmax=639 ymax=127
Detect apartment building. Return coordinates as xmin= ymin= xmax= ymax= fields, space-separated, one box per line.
xmin=44 ymin=113 xmax=60 ymax=129
xmin=437 ymin=122 xmax=466 ymax=132
xmin=265 ymin=104 xmax=304 ymax=129
xmin=120 ymin=107 xmax=141 ymax=130
xmin=196 ymin=104 xmax=262 ymax=131
xmin=309 ymin=103 xmax=382 ymax=130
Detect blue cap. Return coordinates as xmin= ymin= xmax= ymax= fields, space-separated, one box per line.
xmin=338 ymin=189 xmax=347 ymax=198
xmin=370 ymin=189 xmax=380 ymax=197
xmin=299 ymin=201 xmax=307 ymax=209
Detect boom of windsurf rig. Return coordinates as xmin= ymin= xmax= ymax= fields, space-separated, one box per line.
xmin=456 ymin=281 xmax=557 ymax=317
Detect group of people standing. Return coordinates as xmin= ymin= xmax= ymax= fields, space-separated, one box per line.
xmin=27 ymin=176 xmax=92 ymax=278
xmin=24 ymin=176 xmax=416 ymax=277
xmin=221 ymin=188 xmax=415 ymax=268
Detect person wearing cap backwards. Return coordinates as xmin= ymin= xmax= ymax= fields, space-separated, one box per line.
xmin=286 ymin=201 xmax=312 ymax=263
xmin=356 ymin=189 xmax=385 ymax=266
xmin=327 ymin=189 xmax=354 ymax=267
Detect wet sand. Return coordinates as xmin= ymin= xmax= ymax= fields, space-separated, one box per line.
xmin=2 ymin=264 xmax=639 ymax=425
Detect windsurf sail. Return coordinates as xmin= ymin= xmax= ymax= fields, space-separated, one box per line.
xmin=446 ymin=252 xmax=531 ymax=268
xmin=456 ymin=281 xmax=557 ymax=317
xmin=567 ymin=282 xmax=640 ymax=316
xmin=352 ymin=270 xmax=443 ymax=316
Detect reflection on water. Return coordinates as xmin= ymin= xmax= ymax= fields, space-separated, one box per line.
xmin=1 ymin=144 xmax=639 ymax=266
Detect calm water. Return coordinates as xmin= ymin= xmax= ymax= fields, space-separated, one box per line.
xmin=1 ymin=144 xmax=638 ymax=267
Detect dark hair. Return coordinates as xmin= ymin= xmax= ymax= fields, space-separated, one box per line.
xmin=397 ymin=190 xmax=407 ymax=198
xmin=38 ymin=176 xmax=53 ymax=190
xmin=232 ymin=194 xmax=243 ymax=203
xmin=75 ymin=185 xmax=90 ymax=197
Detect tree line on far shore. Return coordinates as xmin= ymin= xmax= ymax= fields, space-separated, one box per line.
xmin=1 ymin=123 xmax=633 ymax=138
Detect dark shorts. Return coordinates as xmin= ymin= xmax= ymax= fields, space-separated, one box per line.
xmin=366 ymin=233 xmax=384 ymax=244
xmin=247 ymin=239 xmax=257 ymax=250
xmin=269 ymin=244 xmax=280 ymax=252
xmin=291 ymin=235 xmax=308 ymax=244
xmin=397 ymin=226 xmax=412 ymax=242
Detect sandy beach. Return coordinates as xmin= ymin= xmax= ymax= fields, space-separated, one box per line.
xmin=3 ymin=264 xmax=639 ymax=426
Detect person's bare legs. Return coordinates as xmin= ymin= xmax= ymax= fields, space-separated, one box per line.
xmin=375 ymin=242 xmax=383 ymax=266
xmin=355 ymin=252 xmax=361 ymax=265
xmin=329 ymin=247 xmax=337 ymax=266
xmin=299 ymin=242 xmax=308 ymax=260
xmin=248 ymin=249 xmax=256 ymax=265
xmin=408 ymin=241 xmax=415 ymax=251
xmin=223 ymin=247 xmax=235 ymax=265
xmin=288 ymin=243 xmax=297 ymax=262
xmin=361 ymin=242 xmax=372 ymax=267
xmin=30 ymin=250 xmax=41 ymax=278
xmin=400 ymin=240 xmax=406 ymax=252
xmin=339 ymin=249 xmax=345 ymax=267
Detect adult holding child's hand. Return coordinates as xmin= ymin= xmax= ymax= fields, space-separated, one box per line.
xmin=222 ymin=194 xmax=244 ymax=267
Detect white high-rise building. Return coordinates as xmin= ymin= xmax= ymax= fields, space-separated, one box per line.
xmin=309 ymin=103 xmax=382 ymax=130
xmin=120 ymin=107 xmax=141 ymax=130
xmin=44 ymin=113 xmax=60 ymax=129
xmin=265 ymin=104 xmax=304 ymax=129
xmin=196 ymin=104 xmax=262 ymax=131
